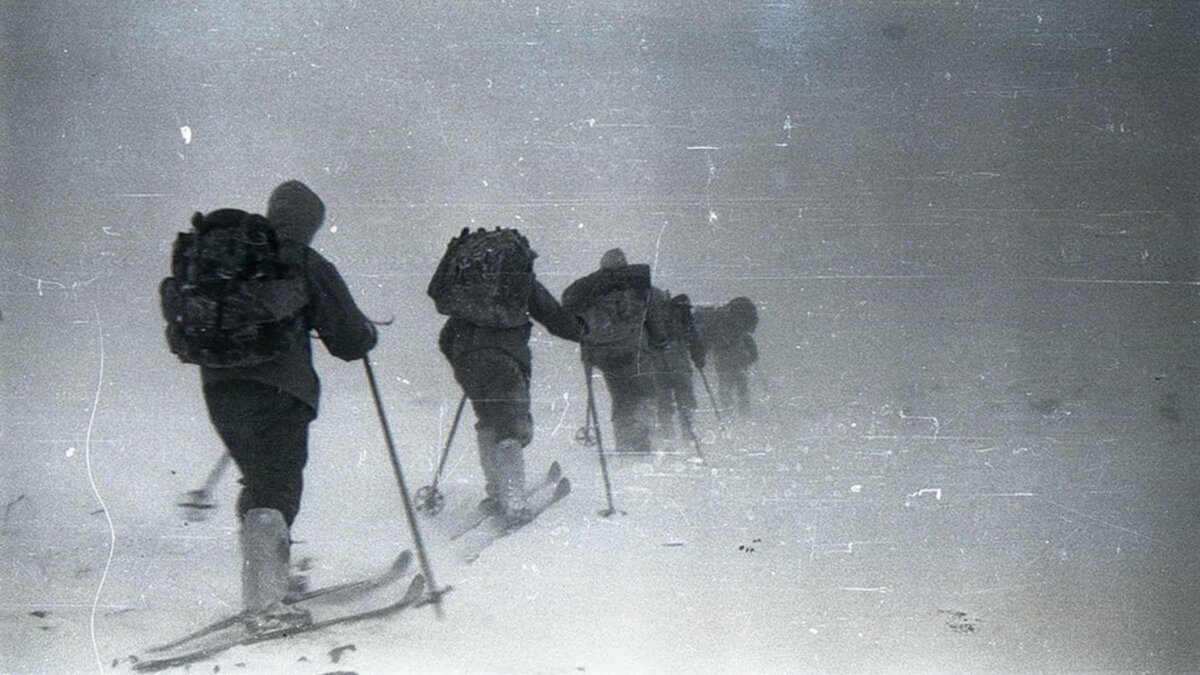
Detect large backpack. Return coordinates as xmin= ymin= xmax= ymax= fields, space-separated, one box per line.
xmin=562 ymin=264 xmax=652 ymax=347
xmin=692 ymin=305 xmax=724 ymax=350
xmin=159 ymin=209 xmax=308 ymax=368
xmin=663 ymin=293 xmax=696 ymax=343
xmin=427 ymin=227 xmax=536 ymax=328
xmin=726 ymin=296 xmax=759 ymax=333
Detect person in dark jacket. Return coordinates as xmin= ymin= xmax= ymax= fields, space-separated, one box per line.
xmin=563 ymin=248 xmax=670 ymax=454
xmin=437 ymin=253 xmax=580 ymax=524
xmin=694 ymin=296 xmax=759 ymax=415
xmin=200 ymin=180 xmax=377 ymax=632
xmin=652 ymin=292 xmax=705 ymax=444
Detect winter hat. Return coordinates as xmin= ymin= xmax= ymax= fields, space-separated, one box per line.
xmin=267 ymin=180 xmax=325 ymax=245
xmin=600 ymin=248 xmax=628 ymax=269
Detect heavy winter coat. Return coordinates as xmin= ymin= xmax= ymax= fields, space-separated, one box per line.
xmin=438 ymin=278 xmax=580 ymax=377
xmin=694 ymin=303 xmax=758 ymax=373
xmin=562 ymin=262 xmax=672 ymax=360
xmin=200 ymin=182 xmax=376 ymax=412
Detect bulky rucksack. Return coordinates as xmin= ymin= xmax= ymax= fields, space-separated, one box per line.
xmin=692 ymin=305 xmax=723 ymax=350
xmin=562 ymin=264 xmax=652 ymax=347
xmin=726 ymin=296 xmax=758 ymax=333
xmin=663 ymin=293 xmax=696 ymax=343
xmin=159 ymin=209 xmax=308 ymax=368
xmin=427 ymin=227 xmax=536 ymax=328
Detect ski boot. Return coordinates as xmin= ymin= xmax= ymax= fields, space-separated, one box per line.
xmin=495 ymin=439 xmax=532 ymax=527
xmin=240 ymin=508 xmax=312 ymax=635
xmin=477 ymin=481 xmax=505 ymax=517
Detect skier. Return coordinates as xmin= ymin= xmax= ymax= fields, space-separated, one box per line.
xmin=161 ymin=180 xmax=378 ymax=633
xmin=695 ymin=296 xmax=759 ymax=415
xmin=563 ymin=248 xmax=670 ymax=454
xmin=651 ymin=292 xmax=706 ymax=444
xmin=429 ymin=228 xmax=579 ymax=525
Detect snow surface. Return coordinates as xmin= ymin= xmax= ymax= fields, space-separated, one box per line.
xmin=5 ymin=280 xmax=1198 ymax=673
xmin=3 ymin=2 xmax=1199 ymax=673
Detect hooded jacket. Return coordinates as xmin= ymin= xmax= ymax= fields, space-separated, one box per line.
xmin=438 ymin=277 xmax=580 ymax=377
xmin=564 ymin=251 xmax=671 ymax=363
xmin=693 ymin=299 xmax=758 ymax=372
xmin=656 ymin=293 xmax=705 ymax=371
xmin=200 ymin=182 xmax=377 ymax=412
xmin=266 ymin=180 xmax=325 ymax=246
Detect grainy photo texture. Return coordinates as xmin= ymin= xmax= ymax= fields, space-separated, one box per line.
xmin=2 ymin=2 xmax=1197 ymax=673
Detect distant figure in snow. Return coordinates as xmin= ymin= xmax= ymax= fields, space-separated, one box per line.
xmin=159 ymin=180 xmax=378 ymax=633
xmin=429 ymin=227 xmax=579 ymax=525
xmin=650 ymin=291 xmax=706 ymax=444
xmin=694 ymin=296 xmax=759 ymax=415
xmin=563 ymin=248 xmax=671 ymax=453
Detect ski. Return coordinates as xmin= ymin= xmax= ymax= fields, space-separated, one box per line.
xmin=131 ymin=574 xmax=426 ymax=673
xmin=145 ymin=550 xmax=412 ymax=654
xmin=446 ymin=461 xmax=563 ymax=541
xmin=285 ymin=549 xmax=413 ymax=606
xmin=459 ymin=476 xmax=571 ymax=563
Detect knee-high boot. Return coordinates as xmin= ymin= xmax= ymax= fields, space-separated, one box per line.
xmin=477 ymin=428 xmax=504 ymax=514
xmin=240 ymin=508 xmax=310 ymax=632
xmin=494 ymin=439 xmax=529 ymax=524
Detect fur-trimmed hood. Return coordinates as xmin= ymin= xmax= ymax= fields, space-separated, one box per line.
xmin=267 ymin=180 xmax=325 ymax=245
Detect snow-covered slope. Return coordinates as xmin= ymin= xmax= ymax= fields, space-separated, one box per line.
xmin=3 ymin=2 xmax=1198 ymax=672
xmin=5 ymin=277 xmax=1197 ymax=672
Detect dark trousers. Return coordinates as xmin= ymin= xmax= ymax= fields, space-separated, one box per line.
xmin=450 ymin=349 xmax=533 ymax=446
xmin=656 ymin=369 xmax=698 ymax=436
xmin=586 ymin=345 xmax=655 ymax=453
xmin=204 ymin=381 xmax=315 ymax=527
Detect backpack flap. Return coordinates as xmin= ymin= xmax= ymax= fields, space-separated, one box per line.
xmin=565 ymin=265 xmax=652 ymax=346
xmin=427 ymin=227 xmax=536 ymax=328
xmin=159 ymin=209 xmax=306 ymax=368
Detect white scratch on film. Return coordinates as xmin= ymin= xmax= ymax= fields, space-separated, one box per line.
xmin=548 ymin=392 xmax=571 ymax=439
xmin=651 ymin=219 xmax=668 ymax=272
xmin=85 ymin=306 xmax=115 ymax=674
xmin=897 ymin=409 xmax=940 ymax=437
xmin=632 ymin=220 xmax=671 ymax=376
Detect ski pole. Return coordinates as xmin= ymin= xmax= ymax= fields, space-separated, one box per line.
xmin=584 ymin=364 xmax=620 ymax=516
xmin=680 ymin=410 xmax=706 ymax=463
xmin=574 ymin=392 xmax=596 ymax=446
xmin=363 ymin=359 xmax=445 ymax=618
xmin=416 ymin=393 xmax=467 ymax=515
xmin=697 ymin=367 xmax=726 ymax=430
xmin=177 ymin=453 xmax=232 ymax=520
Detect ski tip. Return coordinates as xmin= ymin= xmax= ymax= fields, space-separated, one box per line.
xmin=405 ymin=574 xmax=427 ymax=604
xmin=426 ymin=584 xmax=454 ymax=604
xmin=553 ymin=477 xmax=571 ymax=498
xmin=395 ymin=549 xmax=413 ymax=570
xmin=548 ymin=461 xmax=562 ymax=481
